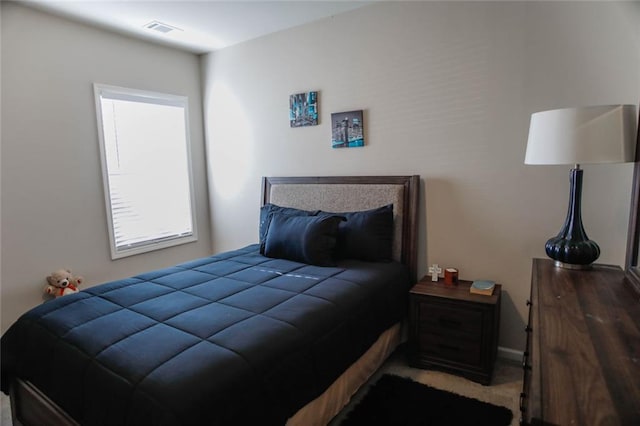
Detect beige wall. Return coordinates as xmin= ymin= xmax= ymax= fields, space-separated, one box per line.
xmin=202 ymin=1 xmax=640 ymax=351
xmin=1 ymin=2 xmax=212 ymax=333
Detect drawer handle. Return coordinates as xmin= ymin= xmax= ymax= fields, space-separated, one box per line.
xmin=522 ymin=353 xmax=531 ymax=371
xmin=438 ymin=343 xmax=461 ymax=352
xmin=439 ymin=318 xmax=462 ymax=328
xmin=526 ymin=299 xmax=532 ymax=307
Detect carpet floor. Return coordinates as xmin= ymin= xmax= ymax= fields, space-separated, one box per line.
xmin=1 ymin=392 xmax=9 ymax=426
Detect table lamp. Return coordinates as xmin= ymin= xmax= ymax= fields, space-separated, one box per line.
xmin=525 ymin=104 xmax=637 ymax=269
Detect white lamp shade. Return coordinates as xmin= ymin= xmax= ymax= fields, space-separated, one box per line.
xmin=525 ymin=105 xmax=637 ymax=165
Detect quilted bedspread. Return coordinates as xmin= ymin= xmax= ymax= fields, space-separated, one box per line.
xmin=1 ymin=245 xmax=410 ymax=425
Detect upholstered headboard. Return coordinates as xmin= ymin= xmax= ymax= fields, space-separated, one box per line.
xmin=261 ymin=176 xmax=420 ymax=282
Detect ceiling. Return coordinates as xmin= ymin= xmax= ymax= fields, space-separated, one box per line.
xmin=20 ymin=0 xmax=371 ymax=54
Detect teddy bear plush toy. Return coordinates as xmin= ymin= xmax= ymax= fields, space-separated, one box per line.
xmin=45 ymin=269 xmax=83 ymax=298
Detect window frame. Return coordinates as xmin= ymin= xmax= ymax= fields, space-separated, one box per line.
xmin=94 ymin=83 xmax=198 ymax=259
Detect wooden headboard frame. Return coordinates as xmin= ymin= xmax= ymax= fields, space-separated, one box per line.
xmin=261 ymin=175 xmax=420 ymax=283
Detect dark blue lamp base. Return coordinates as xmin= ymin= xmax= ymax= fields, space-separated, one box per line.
xmin=545 ymin=167 xmax=600 ymax=269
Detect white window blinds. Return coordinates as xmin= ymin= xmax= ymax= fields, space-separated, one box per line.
xmin=94 ymin=84 xmax=197 ymax=259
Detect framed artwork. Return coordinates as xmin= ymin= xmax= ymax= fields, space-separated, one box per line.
xmin=331 ymin=110 xmax=364 ymax=148
xmin=289 ymin=91 xmax=318 ymax=127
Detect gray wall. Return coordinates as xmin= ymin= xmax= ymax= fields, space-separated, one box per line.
xmin=1 ymin=2 xmax=212 ymax=333
xmin=201 ymin=1 xmax=640 ymax=351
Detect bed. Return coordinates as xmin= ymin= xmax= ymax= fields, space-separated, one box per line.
xmin=1 ymin=175 xmax=419 ymax=426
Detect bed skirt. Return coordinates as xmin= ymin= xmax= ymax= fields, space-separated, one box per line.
xmin=287 ymin=322 xmax=402 ymax=425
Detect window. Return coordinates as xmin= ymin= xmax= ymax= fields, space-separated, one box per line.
xmin=94 ymin=84 xmax=197 ymax=259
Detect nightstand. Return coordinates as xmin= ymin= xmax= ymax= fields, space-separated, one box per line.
xmin=408 ymin=276 xmax=501 ymax=385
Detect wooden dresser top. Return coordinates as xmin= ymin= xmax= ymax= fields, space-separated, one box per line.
xmin=530 ymin=258 xmax=640 ymax=425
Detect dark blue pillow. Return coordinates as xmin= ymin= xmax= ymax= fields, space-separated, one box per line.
xmin=263 ymin=214 xmax=345 ymax=266
xmin=259 ymin=204 xmax=318 ymax=253
xmin=320 ymin=204 xmax=394 ymax=262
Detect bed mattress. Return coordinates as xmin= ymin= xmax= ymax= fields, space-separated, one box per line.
xmin=1 ymin=244 xmax=410 ymax=425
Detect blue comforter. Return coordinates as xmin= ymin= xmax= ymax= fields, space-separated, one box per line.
xmin=1 ymin=245 xmax=410 ymax=425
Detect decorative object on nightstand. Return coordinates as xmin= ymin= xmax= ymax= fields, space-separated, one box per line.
xmin=408 ymin=276 xmax=501 ymax=385
xmin=470 ymin=280 xmax=495 ymax=296
xmin=525 ymin=104 xmax=637 ymax=269
xmin=444 ymin=268 xmax=458 ymax=285
xmin=428 ymin=263 xmax=442 ymax=282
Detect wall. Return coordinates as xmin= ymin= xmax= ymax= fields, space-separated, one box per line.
xmin=0 ymin=2 xmax=211 ymax=334
xmin=202 ymin=1 xmax=640 ymax=351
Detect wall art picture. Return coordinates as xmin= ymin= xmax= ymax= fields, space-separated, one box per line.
xmin=289 ymin=91 xmax=318 ymax=127
xmin=331 ymin=110 xmax=364 ymax=148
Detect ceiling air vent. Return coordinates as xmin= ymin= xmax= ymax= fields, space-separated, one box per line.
xmin=144 ymin=21 xmax=182 ymax=34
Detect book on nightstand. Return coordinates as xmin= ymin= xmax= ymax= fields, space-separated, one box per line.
xmin=470 ymin=280 xmax=495 ymax=296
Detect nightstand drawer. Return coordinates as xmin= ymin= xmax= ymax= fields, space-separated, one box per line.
xmin=418 ymin=304 xmax=483 ymax=336
xmin=419 ymin=332 xmax=481 ymax=365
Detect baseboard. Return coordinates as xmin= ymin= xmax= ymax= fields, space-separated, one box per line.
xmin=498 ymin=346 xmax=523 ymax=363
